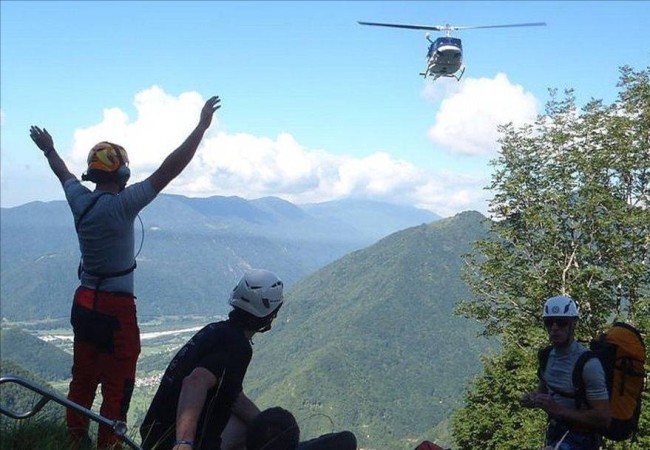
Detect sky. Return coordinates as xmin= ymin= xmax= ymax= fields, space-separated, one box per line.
xmin=1 ymin=1 xmax=648 ymax=217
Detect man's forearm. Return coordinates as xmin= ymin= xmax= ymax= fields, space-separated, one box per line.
xmin=166 ymin=125 xmax=206 ymax=173
xmin=231 ymin=392 xmax=261 ymax=425
xmin=45 ymin=149 xmax=74 ymax=184
xmin=175 ymin=368 xmax=218 ymax=445
xmin=175 ymin=381 xmax=209 ymax=442
xmin=551 ymin=404 xmax=610 ymax=430
xmin=149 ymin=124 xmax=207 ymax=193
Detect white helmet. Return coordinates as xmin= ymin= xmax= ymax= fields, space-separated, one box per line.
xmin=542 ymin=295 xmax=579 ymax=318
xmin=229 ymin=269 xmax=284 ymax=318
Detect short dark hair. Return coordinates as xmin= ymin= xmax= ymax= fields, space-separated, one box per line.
xmin=246 ymin=407 xmax=300 ymax=450
xmin=228 ymin=307 xmax=276 ymax=332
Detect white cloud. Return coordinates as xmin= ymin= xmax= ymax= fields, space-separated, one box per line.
xmin=70 ymin=86 xmax=206 ymax=171
xmin=424 ymin=73 xmax=539 ymax=156
xmin=67 ymin=86 xmax=491 ymax=217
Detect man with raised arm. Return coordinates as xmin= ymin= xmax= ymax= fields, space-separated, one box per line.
xmin=29 ymin=95 xmax=220 ymax=449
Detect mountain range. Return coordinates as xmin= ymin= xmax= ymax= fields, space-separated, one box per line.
xmin=0 ymin=194 xmax=438 ymax=321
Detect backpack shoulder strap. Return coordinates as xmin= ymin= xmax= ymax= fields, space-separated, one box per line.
xmin=572 ymin=350 xmax=594 ymax=408
xmin=537 ymin=345 xmax=553 ymax=382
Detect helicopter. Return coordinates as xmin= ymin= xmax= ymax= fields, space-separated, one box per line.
xmin=358 ymin=21 xmax=546 ymax=81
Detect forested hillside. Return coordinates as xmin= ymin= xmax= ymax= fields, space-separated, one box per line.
xmin=245 ymin=210 xmax=492 ymax=449
xmin=0 ymin=360 xmax=63 ymax=423
xmin=0 ymin=328 xmax=71 ymax=381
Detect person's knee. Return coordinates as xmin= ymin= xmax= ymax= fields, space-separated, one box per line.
xmin=304 ymin=431 xmax=357 ymax=450
xmin=336 ymin=431 xmax=357 ymax=449
xmin=247 ymin=407 xmax=300 ymax=450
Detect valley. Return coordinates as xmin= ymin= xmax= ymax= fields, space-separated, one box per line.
xmin=1 ymin=198 xmax=485 ymax=449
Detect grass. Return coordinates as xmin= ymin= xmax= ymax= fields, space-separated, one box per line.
xmin=1 ymin=416 xmax=70 ymax=450
xmin=0 ymin=416 xmax=142 ymax=450
xmin=0 ymin=316 xmax=216 ymax=450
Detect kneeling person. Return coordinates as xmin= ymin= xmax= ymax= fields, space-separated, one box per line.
xmin=140 ymin=269 xmax=284 ymax=450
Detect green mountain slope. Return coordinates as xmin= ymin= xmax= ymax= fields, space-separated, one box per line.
xmin=245 ymin=211 xmax=492 ymax=450
xmin=0 ymin=328 xmax=71 ymax=381
xmin=0 ymin=359 xmax=64 ymax=424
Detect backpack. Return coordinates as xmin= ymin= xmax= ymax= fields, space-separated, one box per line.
xmin=538 ymin=322 xmax=647 ymax=441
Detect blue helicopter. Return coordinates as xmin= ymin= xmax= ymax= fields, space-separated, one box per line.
xmin=358 ymin=21 xmax=546 ymax=81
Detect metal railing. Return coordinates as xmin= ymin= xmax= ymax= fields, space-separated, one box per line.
xmin=0 ymin=375 xmax=143 ymax=450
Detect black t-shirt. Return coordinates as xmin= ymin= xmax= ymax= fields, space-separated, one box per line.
xmin=140 ymin=320 xmax=252 ymax=450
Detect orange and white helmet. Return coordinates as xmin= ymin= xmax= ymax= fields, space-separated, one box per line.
xmin=82 ymin=142 xmax=130 ymax=185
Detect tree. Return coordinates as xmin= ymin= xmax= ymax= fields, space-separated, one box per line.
xmin=452 ymin=65 xmax=650 ymax=449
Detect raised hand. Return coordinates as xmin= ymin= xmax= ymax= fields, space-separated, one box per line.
xmin=198 ymin=96 xmax=221 ymax=131
xmin=29 ymin=126 xmax=55 ymax=153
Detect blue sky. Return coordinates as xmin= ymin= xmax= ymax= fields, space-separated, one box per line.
xmin=1 ymin=1 xmax=648 ymax=217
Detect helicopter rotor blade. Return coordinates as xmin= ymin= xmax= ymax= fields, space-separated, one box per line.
xmin=452 ymin=22 xmax=547 ymax=31
xmin=358 ymin=21 xmax=547 ymax=32
xmin=358 ymin=21 xmax=444 ymax=31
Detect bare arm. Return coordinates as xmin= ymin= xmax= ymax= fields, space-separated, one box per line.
xmin=230 ymin=391 xmax=261 ymax=424
xmin=174 ymin=367 xmax=219 ymax=449
xmin=148 ymin=96 xmax=221 ymax=193
xmin=29 ymin=126 xmax=75 ymax=184
xmin=220 ymin=392 xmax=261 ymax=450
xmin=532 ymin=394 xmax=610 ymax=430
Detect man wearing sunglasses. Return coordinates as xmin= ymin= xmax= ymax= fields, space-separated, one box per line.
xmin=520 ymin=295 xmax=610 ymax=450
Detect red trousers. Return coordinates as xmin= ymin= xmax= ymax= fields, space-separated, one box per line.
xmin=67 ymin=286 xmax=141 ymax=449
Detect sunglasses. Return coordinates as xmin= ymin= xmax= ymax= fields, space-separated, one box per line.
xmin=544 ymin=317 xmax=572 ymax=329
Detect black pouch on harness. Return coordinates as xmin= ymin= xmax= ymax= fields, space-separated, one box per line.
xmin=71 ymin=303 xmax=120 ymax=353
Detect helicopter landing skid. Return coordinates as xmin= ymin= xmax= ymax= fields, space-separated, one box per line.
xmin=453 ymin=66 xmax=466 ymax=81
xmin=422 ymin=66 xmax=465 ymax=81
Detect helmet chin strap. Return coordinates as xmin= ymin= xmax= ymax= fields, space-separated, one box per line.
xmin=256 ymin=307 xmax=280 ymax=333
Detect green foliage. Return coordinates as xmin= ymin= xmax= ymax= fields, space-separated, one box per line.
xmin=452 ymin=345 xmax=547 ymax=450
xmin=453 ymin=65 xmax=650 ymax=449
